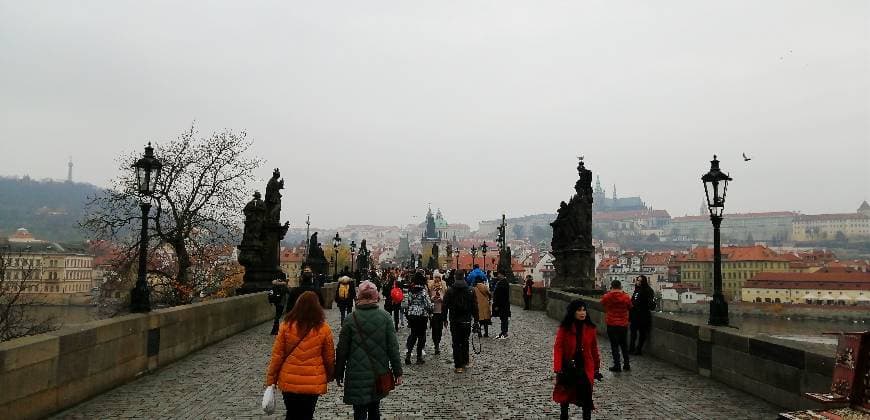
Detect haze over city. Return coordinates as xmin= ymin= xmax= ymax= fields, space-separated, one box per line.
xmin=1 ymin=1 xmax=867 ymax=228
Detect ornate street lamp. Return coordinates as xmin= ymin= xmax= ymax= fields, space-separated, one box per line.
xmin=350 ymin=240 xmax=356 ymax=276
xmin=480 ymin=242 xmax=489 ymax=271
xmin=332 ymin=232 xmax=341 ymax=280
xmin=471 ymin=245 xmax=478 ymax=268
xmin=131 ymin=142 xmax=162 ymax=313
xmin=702 ymin=155 xmax=732 ymax=326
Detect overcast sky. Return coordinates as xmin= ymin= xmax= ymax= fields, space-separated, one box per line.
xmin=1 ymin=1 xmax=868 ymax=229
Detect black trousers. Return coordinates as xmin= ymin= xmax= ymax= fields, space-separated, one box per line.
xmin=523 ymin=294 xmax=531 ymax=310
xmin=607 ymin=325 xmax=630 ymax=367
xmin=338 ymin=303 xmax=352 ymax=325
xmin=405 ymin=315 xmax=428 ymax=356
xmin=430 ymin=313 xmax=445 ymax=347
xmin=282 ymin=392 xmax=318 ymax=420
xmin=270 ymin=304 xmax=284 ymax=335
xmin=353 ymin=401 xmax=381 ymax=420
xmin=450 ymin=321 xmax=471 ymax=368
xmin=560 ymin=403 xmax=591 ymax=420
xmin=499 ymin=314 xmax=509 ymax=336
xmin=629 ymin=314 xmax=651 ymax=352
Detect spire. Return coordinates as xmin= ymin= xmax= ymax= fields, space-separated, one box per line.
xmin=67 ymin=157 xmax=73 ymax=183
xmin=595 ymin=175 xmax=603 ymax=193
xmin=612 ymin=184 xmax=617 ymax=200
xmin=700 ymin=198 xmax=707 ymax=216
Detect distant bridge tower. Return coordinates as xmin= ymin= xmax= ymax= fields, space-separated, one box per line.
xmin=67 ymin=157 xmax=73 ymax=183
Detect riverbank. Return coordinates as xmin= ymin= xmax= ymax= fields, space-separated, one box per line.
xmin=660 ymin=300 xmax=870 ymax=322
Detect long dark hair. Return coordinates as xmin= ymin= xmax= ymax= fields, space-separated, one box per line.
xmin=560 ymin=299 xmax=595 ymax=329
xmin=284 ymin=291 xmax=324 ymax=331
xmin=638 ymin=275 xmax=651 ymax=290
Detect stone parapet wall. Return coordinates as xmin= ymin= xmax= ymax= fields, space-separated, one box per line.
xmin=508 ymin=284 xmax=547 ymax=310
xmin=546 ymin=289 xmax=834 ymax=409
xmin=0 ymin=292 xmax=273 ymax=420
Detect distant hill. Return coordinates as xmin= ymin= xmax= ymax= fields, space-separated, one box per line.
xmin=0 ymin=176 xmax=105 ymax=243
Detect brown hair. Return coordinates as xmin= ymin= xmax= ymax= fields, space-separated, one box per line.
xmin=283 ymin=291 xmax=324 ymax=331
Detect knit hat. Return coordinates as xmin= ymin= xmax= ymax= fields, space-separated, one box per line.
xmin=356 ymin=280 xmax=380 ymax=305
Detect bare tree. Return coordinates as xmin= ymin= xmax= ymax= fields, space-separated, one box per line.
xmin=0 ymin=244 xmax=58 ymax=342
xmin=82 ymin=124 xmax=262 ymax=307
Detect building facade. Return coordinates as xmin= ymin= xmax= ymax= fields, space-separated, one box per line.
xmin=741 ymin=271 xmax=870 ymax=305
xmin=791 ymin=202 xmax=870 ymax=241
xmin=2 ymin=229 xmax=94 ymax=296
xmin=673 ymin=245 xmax=790 ymax=301
xmin=667 ymin=212 xmax=796 ymax=243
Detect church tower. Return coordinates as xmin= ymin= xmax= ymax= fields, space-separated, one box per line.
xmin=593 ymin=176 xmax=606 ymax=209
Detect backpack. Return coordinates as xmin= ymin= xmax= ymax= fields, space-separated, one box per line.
xmin=390 ymin=283 xmax=404 ymax=305
xmin=338 ymin=283 xmax=350 ymax=300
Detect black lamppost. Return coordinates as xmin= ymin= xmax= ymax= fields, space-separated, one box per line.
xmin=702 ymin=155 xmax=732 ymax=326
xmin=471 ymin=245 xmax=478 ymax=268
xmin=454 ymin=248 xmax=460 ymax=270
xmin=332 ymin=232 xmax=341 ymax=281
xmin=131 ymin=142 xmax=162 ymax=313
xmin=350 ymin=240 xmax=356 ymax=276
xmin=480 ymin=242 xmax=489 ymax=272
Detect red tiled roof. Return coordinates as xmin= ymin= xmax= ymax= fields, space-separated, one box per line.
xmin=745 ymin=271 xmax=870 ymax=290
xmin=642 ymin=253 xmax=672 ymax=266
xmin=597 ymin=257 xmax=619 ymax=270
xmin=674 ymin=245 xmax=789 ymax=262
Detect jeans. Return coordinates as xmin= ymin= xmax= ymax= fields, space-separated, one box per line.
xmin=450 ymin=321 xmax=471 ymax=368
xmin=390 ymin=307 xmax=401 ymax=331
xmin=405 ymin=315 xmax=428 ymax=356
xmin=607 ymin=325 xmax=630 ymax=367
xmin=270 ymin=304 xmax=284 ymax=335
xmin=430 ymin=313 xmax=445 ymax=348
xmin=353 ymin=401 xmax=381 ymax=420
xmin=282 ymin=392 xmax=318 ymax=420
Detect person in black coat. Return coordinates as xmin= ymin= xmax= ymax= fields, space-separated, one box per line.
xmin=492 ymin=273 xmax=512 ymax=339
xmin=285 ymin=267 xmax=325 ymax=316
xmin=443 ymin=278 xmax=478 ymax=373
xmin=629 ymin=275 xmax=656 ymax=355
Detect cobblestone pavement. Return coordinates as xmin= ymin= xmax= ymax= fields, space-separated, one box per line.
xmin=52 ymin=305 xmax=780 ymax=419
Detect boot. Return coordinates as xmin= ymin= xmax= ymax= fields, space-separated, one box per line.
xmin=623 ymin=363 xmax=631 ymax=371
xmin=416 ymin=354 xmax=425 ymax=365
xmin=434 ymin=343 xmax=440 ymax=355
xmin=405 ymin=350 xmax=412 ymax=365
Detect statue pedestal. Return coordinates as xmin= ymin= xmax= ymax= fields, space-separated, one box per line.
xmin=549 ymin=247 xmax=595 ymax=290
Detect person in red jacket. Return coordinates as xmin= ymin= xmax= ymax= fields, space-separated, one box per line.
xmin=600 ymin=280 xmax=633 ymax=372
xmin=552 ymin=299 xmax=601 ymax=420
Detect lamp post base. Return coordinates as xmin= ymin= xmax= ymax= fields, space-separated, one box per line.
xmin=130 ymin=285 xmax=151 ymax=313
xmin=708 ymin=294 xmax=729 ymax=326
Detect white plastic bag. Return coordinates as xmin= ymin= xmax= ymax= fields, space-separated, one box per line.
xmin=262 ymin=384 xmax=277 ymax=414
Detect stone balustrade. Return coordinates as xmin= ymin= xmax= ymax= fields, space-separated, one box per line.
xmin=0 ymin=292 xmax=274 ymax=420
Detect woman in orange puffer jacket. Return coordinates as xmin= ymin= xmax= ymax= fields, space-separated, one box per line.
xmin=265 ymin=291 xmax=335 ymax=420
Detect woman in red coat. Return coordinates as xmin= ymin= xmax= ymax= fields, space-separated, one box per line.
xmin=553 ymin=299 xmax=601 ymax=420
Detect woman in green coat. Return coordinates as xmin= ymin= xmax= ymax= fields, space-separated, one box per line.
xmin=335 ymin=280 xmax=404 ymax=420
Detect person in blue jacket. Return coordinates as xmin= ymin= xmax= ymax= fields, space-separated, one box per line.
xmin=465 ymin=264 xmax=488 ymax=287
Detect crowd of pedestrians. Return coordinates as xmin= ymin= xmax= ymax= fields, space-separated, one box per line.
xmin=263 ymin=263 xmax=655 ymax=419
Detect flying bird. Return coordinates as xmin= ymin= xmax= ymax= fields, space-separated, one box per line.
xmin=742 ymin=153 xmax=751 ymax=162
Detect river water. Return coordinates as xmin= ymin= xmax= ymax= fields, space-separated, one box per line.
xmin=661 ymin=312 xmax=868 ymax=350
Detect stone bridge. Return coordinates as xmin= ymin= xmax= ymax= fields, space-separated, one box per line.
xmin=0 ymin=288 xmax=832 ymax=419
